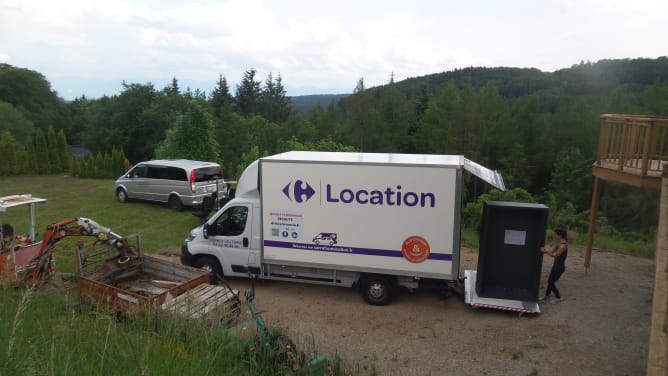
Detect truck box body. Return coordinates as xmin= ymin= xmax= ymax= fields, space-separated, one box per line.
xmin=259 ymin=152 xmax=502 ymax=280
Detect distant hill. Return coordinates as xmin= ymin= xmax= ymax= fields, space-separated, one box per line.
xmin=289 ymin=57 xmax=668 ymax=117
xmin=366 ymin=57 xmax=668 ymax=101
xmin=290 ymin=94 xmax=350 ymax=116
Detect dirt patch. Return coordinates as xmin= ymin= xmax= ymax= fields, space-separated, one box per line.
xmin=155 ymin=247 xmax=653 ymax=375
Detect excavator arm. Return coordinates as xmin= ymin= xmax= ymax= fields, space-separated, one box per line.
xmin=28 ymin=217 xmax=135 ymax=284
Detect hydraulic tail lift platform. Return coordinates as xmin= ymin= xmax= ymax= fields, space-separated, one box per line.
xmin=464 ymin=270 xmax=540 ymax=314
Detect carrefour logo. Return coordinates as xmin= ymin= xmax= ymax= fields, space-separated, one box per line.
xmin=282 ymin=180 xmax=316 ymax=203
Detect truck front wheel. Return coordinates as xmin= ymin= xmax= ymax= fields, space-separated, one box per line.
xmin=360 ymin=275 xmax=394 ymax=306
xmin=193 ymin=256 xmax=224 ymax=282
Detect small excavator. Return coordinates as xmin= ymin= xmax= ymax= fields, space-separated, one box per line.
xmin=1 ymin=215 xmax=134 ymax=286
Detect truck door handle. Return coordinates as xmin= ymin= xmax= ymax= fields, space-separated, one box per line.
xmin=243 ymin=237 xmax=249 ymax=247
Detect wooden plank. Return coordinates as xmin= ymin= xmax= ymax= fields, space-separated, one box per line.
xmin=647 ymin=172 xmax=668 ymax=376
xmin=161 ymin=284 xmax=240 ymax=320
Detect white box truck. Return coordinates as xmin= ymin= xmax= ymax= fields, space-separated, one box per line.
xmin=181 ymin=151 xmax=506 ymax=305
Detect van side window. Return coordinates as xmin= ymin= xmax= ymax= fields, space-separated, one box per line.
xmin=130 ymin=165 xmax=147 ymax=178
xmin=167 ymin=167 xmax=187 ymax=181
xmin=212 ymin=206 xmax=248 ymax=236
xmin=147 ymin=166 xmax=169 ymax=180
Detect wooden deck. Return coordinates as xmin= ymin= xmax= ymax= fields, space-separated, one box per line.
xmin=591 ymin=114 xmax=668 ymax=190
xmin=583 ymin=114 xmax=668 ymax=376
xmin=593 ymin=159 xmax=665 ymax=190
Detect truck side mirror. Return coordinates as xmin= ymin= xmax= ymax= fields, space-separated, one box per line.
xmin=203 ymin=224 xmax=210 ymax=239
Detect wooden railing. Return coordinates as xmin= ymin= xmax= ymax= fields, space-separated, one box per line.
xmin=596 ymin=114 xmax=668 ymax=178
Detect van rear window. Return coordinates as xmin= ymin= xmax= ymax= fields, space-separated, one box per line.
xmin=194 ymin=167 xmax=222 ymax=182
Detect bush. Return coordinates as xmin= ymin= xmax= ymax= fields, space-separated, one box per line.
xmin=462 ymin=188 xmax=536 ymax=232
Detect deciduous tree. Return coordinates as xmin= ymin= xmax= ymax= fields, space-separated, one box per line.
xmin=155 ymin=100 xmax=220 ymax=162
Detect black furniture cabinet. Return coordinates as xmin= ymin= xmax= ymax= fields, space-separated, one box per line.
xmin=475 ymin=201 xmax=549 ymax=301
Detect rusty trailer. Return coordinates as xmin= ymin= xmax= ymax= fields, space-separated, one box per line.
xmin=76 ymin=234 xmax=240 ymax=322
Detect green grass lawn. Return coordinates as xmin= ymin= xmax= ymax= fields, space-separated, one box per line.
xmin=1 ymin=175 xmax=206 ymax=272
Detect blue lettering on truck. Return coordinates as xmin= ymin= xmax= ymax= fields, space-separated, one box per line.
xmin=326 ymin=184 xmax=435 ymax=207
xmin=282 ymin=180 xmax=436 ymax=208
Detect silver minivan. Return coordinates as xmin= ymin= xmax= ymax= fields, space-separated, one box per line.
xmin=114 ymin=159 xmax=226 ymax=210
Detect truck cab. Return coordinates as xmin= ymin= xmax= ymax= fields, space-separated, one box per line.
xmin=183 ymin=195 xmax=262 ymax=278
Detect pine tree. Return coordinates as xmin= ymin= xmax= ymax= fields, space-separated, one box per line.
xmin=261 ymin=72 xmax=291 ymax=123
xmin=57 ymin=129 xmax=69 ymax=172
xmin=234 ymin=69 xmax=262 ymax=116
xmin=0 ymin=132 xmax=17 ymax=175
xmin=47 ymin=125 xmax=61 ymax=173
xmin=169 ymin=77 xmax=180 ymax=95
xmin=347 ymin=78 xmax=376 ymax=151
xmin=23 ymin=137 xmax=37 ymax=174
xmin=378 ymin=77 xmax=412 ymax=152
xmin=34 ymin=130 xmax=49 ymax=174
xmin=210 ymin=74 xmax=234 ymax=118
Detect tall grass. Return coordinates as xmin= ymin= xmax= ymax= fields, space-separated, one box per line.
xmin=0 ymin=286 xmax=311 ymax=375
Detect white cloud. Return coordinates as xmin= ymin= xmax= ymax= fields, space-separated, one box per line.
xmin=1 ymin=0 xmax=666 ymax=99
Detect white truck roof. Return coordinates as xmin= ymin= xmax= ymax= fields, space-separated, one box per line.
xmin=263 ymin=151 xmax=506 ymax=191
xmin=264 ymin=151 xmax=462 ymax=166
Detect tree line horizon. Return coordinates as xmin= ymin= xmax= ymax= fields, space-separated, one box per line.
xmin=1 ymin=57 xmax=667 ymax=242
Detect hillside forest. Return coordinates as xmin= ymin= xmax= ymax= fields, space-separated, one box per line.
xmin=1 ymin=58 xmax=668 ymax=248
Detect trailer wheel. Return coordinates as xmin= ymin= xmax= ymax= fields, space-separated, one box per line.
xmin=168 ymin=195 xmax=183 ymax=211
xmin=361 ymin=275 xmax=393 ymax=306
xmin=194 ymin=256 xmax=224 ymax=282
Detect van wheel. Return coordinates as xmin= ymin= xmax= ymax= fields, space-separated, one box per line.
xmin=193 ymin=256 xmax=224 ymax=282
xmin=168 ymin=195 xmax=183 ymax=211
xmin=116 ymin=188 xmax=128 ymax=203
xmin=360 ymin=275 xmax=394 ymax=306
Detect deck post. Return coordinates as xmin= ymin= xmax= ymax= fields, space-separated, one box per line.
xmin=585 ymin=177 xmax=602 ymax=269
xmin=647 ymin=168 xmax=668 ymax=376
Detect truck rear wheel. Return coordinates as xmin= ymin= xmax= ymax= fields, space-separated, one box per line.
xmin=194 ymin=256 xmax=224 ymax=282
xmin=360 ymin=275 xmax=394 ymax=306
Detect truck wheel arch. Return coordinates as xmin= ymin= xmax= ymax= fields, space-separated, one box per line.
xmin=359 ymin=274 xmax=396 ymax=306
xmin=193 ymin=255 xmax=224 ymax=282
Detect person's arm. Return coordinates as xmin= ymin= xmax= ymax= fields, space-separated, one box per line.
xmin=542 ymin=243 xmax=566 ymax=257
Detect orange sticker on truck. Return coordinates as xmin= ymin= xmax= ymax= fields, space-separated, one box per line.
xmin=401 ymin=236 xmax=430 ymax=263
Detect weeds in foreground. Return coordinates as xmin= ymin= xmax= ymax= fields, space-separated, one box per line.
xmin=0 ymin=287 xmax=359 ymax=376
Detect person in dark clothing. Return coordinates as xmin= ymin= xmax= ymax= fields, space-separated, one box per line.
xmin=540 ymin=229 xmax=568 ymax=303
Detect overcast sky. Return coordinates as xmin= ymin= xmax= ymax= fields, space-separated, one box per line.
xmin=1 ymin=0 xmax=666 ymax=100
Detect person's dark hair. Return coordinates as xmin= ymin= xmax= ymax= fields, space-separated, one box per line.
xmin=554 ymin=229 xmax=567 ymax=239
